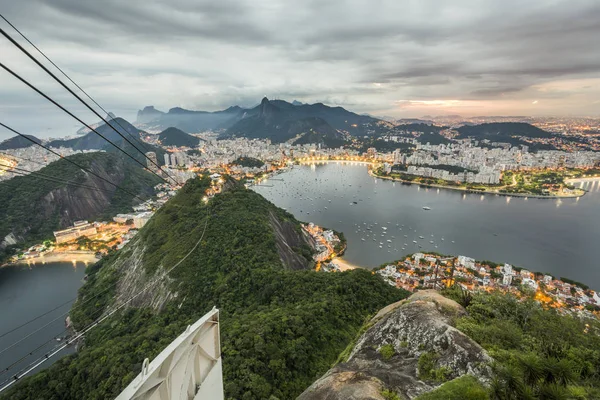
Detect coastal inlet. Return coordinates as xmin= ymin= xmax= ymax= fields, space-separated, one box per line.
xmin=253 ymin=162 xmax=600 ymax=290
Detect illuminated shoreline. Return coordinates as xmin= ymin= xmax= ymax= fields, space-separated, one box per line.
xmin=2 ymin=251 xmax=99 ymax=267
xmin=369 ymin=169 xmax=586 ymax=199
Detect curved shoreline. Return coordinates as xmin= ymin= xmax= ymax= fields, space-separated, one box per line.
xmin=369 ymin=169 xmax=585 ymax=199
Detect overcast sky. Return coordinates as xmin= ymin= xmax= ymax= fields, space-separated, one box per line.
xmin=1 ymin=0 xmax=599 ymax=139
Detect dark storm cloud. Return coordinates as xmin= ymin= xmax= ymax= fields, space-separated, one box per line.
xmin=0 ymin=0 xmax=599 ymax=139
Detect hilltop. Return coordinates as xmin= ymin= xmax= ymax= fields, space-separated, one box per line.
xmin=2 ymin=178 xmax=406 ymax=400
xmin=0 ymin=152 xmax=161 ymax=263
xmin=157 ymin=127 xmax=203 ymax=147
xmin=0 ymin=134 xmax=41 ymax=150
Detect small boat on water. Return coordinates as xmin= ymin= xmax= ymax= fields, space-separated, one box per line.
xmin=423 ymin=206 xmax=431 ymax=210
xmin=419 ymin=236 xmax=425 ymax=239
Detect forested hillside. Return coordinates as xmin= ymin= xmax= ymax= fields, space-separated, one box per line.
xmin=2 ymin=177 xmax=407 ymax=400
xmin=0 ymin=152 xmax=160 ymax=263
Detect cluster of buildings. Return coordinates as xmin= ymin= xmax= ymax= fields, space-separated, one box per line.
xmin=396 ymin=164 xmax=501 ymax=184
xmin=380 ymin=141 xmax=600 ymax=185
xmin=376 ymin=253 xmax=600 ymax=313
xmin=302 ymin=223 xmax=341 ymax=263
xmin=0 ymin=147 xmax=98 ymax=181
xmin=53 ymin=221 xmax=98 ymax=244
xmin=163 ymin=151 xmax=191 ymax=168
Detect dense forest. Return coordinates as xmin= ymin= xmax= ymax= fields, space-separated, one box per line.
xmin=2 ymin=177 xmax=407 ymax=400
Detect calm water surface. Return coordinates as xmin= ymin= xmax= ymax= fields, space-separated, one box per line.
xmin=0 ymin=262 xmax=87 ymax=384
xmin=253 ymin=162 xmax=600 ymax=289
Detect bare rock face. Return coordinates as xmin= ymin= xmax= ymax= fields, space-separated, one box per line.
xmin=297 ymin=290 xmax=492 ymax=400
xmin=269 ymin=211 xmax=316 ymax=270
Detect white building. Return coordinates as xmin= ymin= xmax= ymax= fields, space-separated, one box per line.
xmin=457 ymin=255 xmax=475 ymax=270
xmin=522 ymin=278 xmax=538 ymax=291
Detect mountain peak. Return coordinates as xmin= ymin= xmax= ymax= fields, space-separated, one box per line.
xmin=261 ymin=97 xmax=270 ymax=105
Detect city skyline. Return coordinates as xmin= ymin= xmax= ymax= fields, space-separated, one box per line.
xmin=1 ymin=0 xmax=600 ymax=140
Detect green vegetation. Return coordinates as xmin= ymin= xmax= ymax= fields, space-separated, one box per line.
xmin=559 ymin=277 xmax=589 ymax=290
xmin=3 ymin=177 xmax=407 ymax=400
xmin=415 ymin=375 xmax=489 ymax=400
xmin=500 ymin=168 xmax=587 ymax=196
xmin=379 ymin=344 xmax=396 ymax=360
xmin=231 ymin=156 xmax=265 ymax=168
xmin=381 ymin=388 xmax=403 ymax=400
xmin=418 ymin=352 xmax=451 ymax=382
xmin=446 ymin=290 xmax=600 ymax=399
xmin=0 ymin=152 xmax=160 ymax=263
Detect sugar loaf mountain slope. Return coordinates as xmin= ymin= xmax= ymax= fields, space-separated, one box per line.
xmin=2 ymin=177 xmax=407 ymax=400
xmin=0 ymin=152 xmax=161 ymax=263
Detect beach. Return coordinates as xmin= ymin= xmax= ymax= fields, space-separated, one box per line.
xmin=5 ymin=251 xmax=99 ymax=266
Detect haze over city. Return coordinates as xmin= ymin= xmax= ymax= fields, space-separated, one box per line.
xmin=1 ymin=0 xmax=600 ymax=139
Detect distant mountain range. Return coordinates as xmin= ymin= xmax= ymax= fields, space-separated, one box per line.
xmin=456 ymin=122 xmax=552 ymax=139
xmin=136 ymin=97 xmax=389 ymax=144
xmin=48 ymin=118 xmax=167 ymax=165
xmin=0 ymin=134 xmax=41 ymax=150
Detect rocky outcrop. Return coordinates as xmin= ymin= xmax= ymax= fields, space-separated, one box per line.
xmin=298 ymin=290 xmax=492 ymax=400
xmin=269 ymin=211 xmax=316 ymax=270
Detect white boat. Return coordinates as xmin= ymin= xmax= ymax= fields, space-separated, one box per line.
xmin=423 ymin=206 xmax=431 ymax=210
